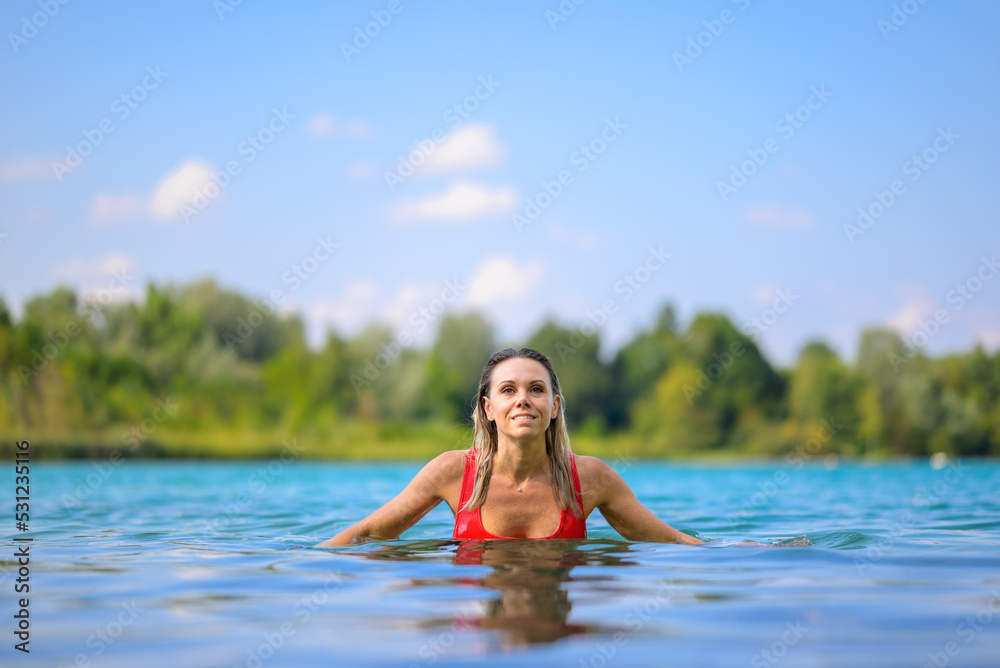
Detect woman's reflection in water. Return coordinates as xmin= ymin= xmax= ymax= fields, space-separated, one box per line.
xmin=452 ymin=538 xmax=632 ymax=648
xmin=353 ymin=538 xmax=637 ymax=650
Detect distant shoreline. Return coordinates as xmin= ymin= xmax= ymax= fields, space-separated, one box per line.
xmin=4 ymin=430 xmax=993 ymax=462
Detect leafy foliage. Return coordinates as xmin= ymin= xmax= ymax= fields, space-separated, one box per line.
xmin=2 ymin=280 xmax=998 ymax=458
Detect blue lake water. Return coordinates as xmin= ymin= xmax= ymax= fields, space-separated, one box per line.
xmin=4 ymin=458 xmax=1000 ymax=667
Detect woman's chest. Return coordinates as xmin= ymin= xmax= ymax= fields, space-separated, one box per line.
xmin=479 ymin=487 xmax=564 ymax=538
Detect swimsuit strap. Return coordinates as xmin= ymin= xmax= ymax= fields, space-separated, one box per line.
xmin=453 ymin=449 xmax=480 ymax=539
xmin=453 ymin=448 xmax=587 ymax=540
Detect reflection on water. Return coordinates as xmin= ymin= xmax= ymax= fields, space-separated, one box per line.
xmin=14 ymin=460 xmax=1000 ymax=667
xmin=358 ymin=539 xmax=640 ymax=648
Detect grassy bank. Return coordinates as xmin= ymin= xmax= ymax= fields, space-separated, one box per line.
xmin=1 ymin=420 xmax=906 ymax=461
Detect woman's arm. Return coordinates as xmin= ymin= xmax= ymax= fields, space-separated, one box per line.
xmin=581 ymin=457 xmax=703 ymax=545
xmin=316 ymin=450 xmax=463 ymax=547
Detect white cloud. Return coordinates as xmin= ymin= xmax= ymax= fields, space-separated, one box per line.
xmin=885 ymin=302 xmax=929 ymax=334
xmin=306 ymin=280 xmax=382 ymax=336
xmin=743 ymin=205 xmax=814 ymax=229
xmin=83 ymin=160 xmax=218 ymax=225
xmin=383 ymin=282 xmax=445 ymax=326
xmin=89 ymin=192 xmax=147 ymax=224
xmin=306 ymin=112 xmax=373 ymax=139
xmin=547 ymin=223 xmax=602 ymax=251
xmin=974 ymin=328 xmax=1000 ymax=352
xmin=150 ymin=161 xmax=215 ymax=219
xmin=54 ymin=253 xmax=137 ymax=281
xmin=306 ymin=113 xmax=335 ymax=137
xmin=390 ymin=180 xmax=516 ymax=223
xmin=0 ymin=158 xmax=53 ymax=182
xmin=304 ymin=278 xmax=470 ymax=347
xmin=467 ymin=256 xmax=543 ymax=307
xmin=423 ymin=123 xmax=505 ymax=173
xmin=751 ymin=284 xmax=783 ymax=306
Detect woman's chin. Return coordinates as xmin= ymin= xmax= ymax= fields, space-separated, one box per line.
xmin=500 ymin=426 xmax=547 ymax=443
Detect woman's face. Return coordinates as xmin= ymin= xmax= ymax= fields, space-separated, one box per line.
xmin=482 ymin=358 xmax=561 ymax=441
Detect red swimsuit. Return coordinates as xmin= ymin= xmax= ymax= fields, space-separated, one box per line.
xmin=453 ymin=448 xmax=587 ymax=540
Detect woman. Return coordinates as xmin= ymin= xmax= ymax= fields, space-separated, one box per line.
xmin=317 ymin=347 xmax=702 ymax=547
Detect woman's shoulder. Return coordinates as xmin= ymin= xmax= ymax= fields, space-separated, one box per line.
xmin=572 ymin=453 xmax=612 ymax=471
xmin=572 ymin=454 xmax=625 ymax=488
xmin=434 ymin=449 xmax=470 ymax=464
xmin=421 ymin=449 xmax=470 ymax=482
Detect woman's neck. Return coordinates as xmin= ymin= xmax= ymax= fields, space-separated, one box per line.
xmin=493 ymin=435 xmax=548 ymax=479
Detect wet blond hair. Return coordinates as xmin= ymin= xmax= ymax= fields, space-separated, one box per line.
xmin=461 ymin=347 xmax=582 ymax=517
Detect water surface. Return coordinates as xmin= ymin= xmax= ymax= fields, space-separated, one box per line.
xmin=4 ymin=459 xmax=999 ymax=667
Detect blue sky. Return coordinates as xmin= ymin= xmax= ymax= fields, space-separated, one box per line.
xmin=1 ymin=0 xmax=998 ymax=365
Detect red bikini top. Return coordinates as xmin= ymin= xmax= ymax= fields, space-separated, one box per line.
xmin=453 ymin=448 xmax=587 ymax=540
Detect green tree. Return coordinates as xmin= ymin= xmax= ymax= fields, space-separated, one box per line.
xmin=634 ymin=313 xmax=784 ymax=451
xmin=855 ymin=328 xmax=910 ymax=454
xmin=176 ymin=279 xmax=299 ymax=362
xmin=423 ymin=313 xmax=495 ymax=422
xmin=788 ymin=341 xmax=859 ymax=441
xmin=612 ymin=304 xmax=679 ymax=427
xmin=526 ymin=320 xmax=615 ymax=432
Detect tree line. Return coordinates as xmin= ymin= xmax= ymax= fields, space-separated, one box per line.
xmin=1 ymin=279 xmax=997 ymax=458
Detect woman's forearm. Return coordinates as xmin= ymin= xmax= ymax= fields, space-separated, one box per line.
xmin=316 ymin=523 xmax=372 ymax=547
